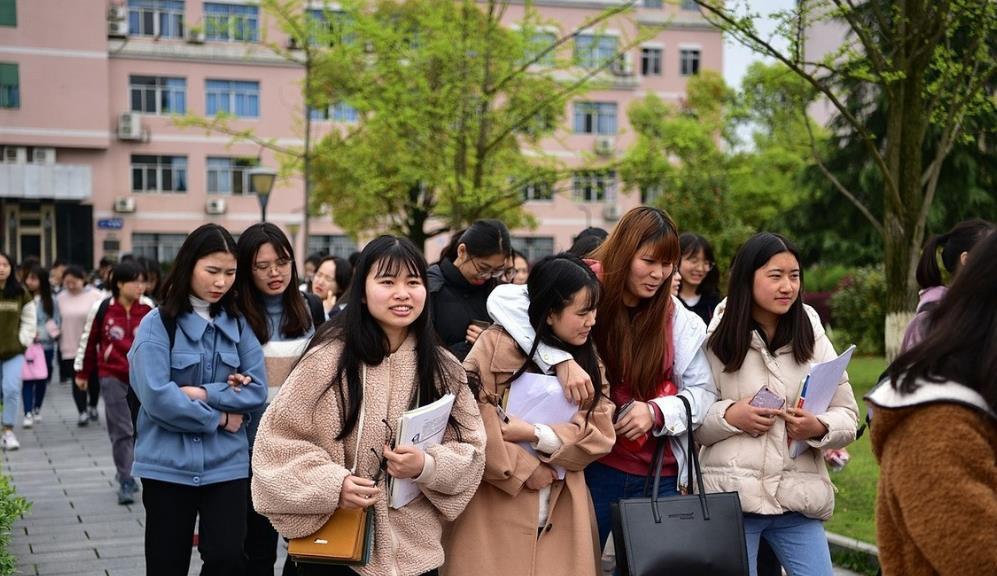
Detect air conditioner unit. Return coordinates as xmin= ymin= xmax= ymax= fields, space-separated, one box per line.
xmin=2 ymin=147 xmax=27 ymax=164
xmin=108 ymin=20 xmax=129 ymax=37
xmin=118 ymin=112 xmax=143 ymax=141
xmin=108 ymin=6 xmax=127 ymax=21
xmin=594 ymin=136 xmax=615 ymax=157
xmin=603 ymin=204 xmax=621 ymax=221
xmin=610 ymin=52 xmax=634 ymax=76
xmin=32 ymin=147 xmax=56 ymax=165
xmin=205 ymin=198 xmax=227 ymax=215
xmin=113 ymin=197 xmax=136 ymax=214
xmin=186 ymin=28 xmax=205 ymax=44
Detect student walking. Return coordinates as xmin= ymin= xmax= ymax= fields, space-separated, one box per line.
xmin=696 ymin=233 xmax=858 ymax=576
xmin=676 ymin=233 xmax=723 ymax=326
xmin=234 ymin=223 xmax=324 ymax=576
xmin=444 ymin=253 xmax=615 ymax=576
xmin=868 ymin=229 xmax=997 ymax=576
xmin=0 ymin=252 xmax=37 ymax=450
xmin=56 ymin=265 xmax=105 ymax=425
xmin=488 ymin=207 xmax=716 ymax=547
xmin=252 ymin=235 xmax=486 ymax=576
xmin=75 ymin=260 xmax=152 ymax=504
xmin=21 ymin=265 xmax=60 ymax=427
xmin=128 ymin=224 xmax=267 ymax=576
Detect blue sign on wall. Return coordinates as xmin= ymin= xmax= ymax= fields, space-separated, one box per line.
xmin=96 ymin=218 xmax=124 ymax=230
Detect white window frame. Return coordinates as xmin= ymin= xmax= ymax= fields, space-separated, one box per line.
xmin=206 ymin=156 xmax=258 ymax=195
xmin=130 ymin=155 xmax=188 ymax=194
xmin=641 ymin=46 xmax=663 ymax=76
xmin=679 ymin=46 xmax=701 ymax=76
xmin=129 ymin=76 xmax=186 ymax=115
xmin=203 ymin=2 xmax=260 ymax=43
xmin=127 ymin=0 xmax=185 ymax=38
xmin=572 ymin=170 xmax=617 ymax=203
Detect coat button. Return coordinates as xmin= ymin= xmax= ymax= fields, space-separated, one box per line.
xmin=193 ymin=437 xmax=200 ymax=443
xmin=193 ymin=476 xmax=200 ymax=484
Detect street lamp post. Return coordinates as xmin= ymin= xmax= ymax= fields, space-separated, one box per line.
xmin=247 ymin=167 xmax=277 ymax=222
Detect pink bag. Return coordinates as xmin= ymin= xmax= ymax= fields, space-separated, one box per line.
xmin=22 ymin=343 xmax=49 ymax=381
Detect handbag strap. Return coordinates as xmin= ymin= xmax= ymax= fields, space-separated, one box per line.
xmin=676 ymin=395 xmax=710 ymax=518
xmin=349 ymin=366 xmax=367 ymax=475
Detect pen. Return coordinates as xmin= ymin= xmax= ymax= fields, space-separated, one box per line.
xmin=495 ymin=403 xmax=510 ymax=424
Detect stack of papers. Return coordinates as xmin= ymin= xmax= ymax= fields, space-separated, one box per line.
xmin=389 ymin=393 xmax=456 ymax=509
xmin=506 ymin=373 xmax=578 ymax=479
xmin=789 ymin=345 xmax=856 ymax=458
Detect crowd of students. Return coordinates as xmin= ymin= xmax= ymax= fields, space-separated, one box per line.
xmin=0 ymin=208 xmax=992 ymax=576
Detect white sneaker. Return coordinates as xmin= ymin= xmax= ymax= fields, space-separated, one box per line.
xmin=2 ymin=430 xmax=19 ymax=450
xmin=32 ymin=409 xmax=41 ymax=422
xmin=22 ymin=413 xmax=33 ymax=428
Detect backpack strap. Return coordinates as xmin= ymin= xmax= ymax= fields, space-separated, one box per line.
xmin=303 ymin=291 xmax=327 ymax=328
xmin=160 ymin=312 xmax=177 ymax=351
xmin=92 ymin=297 xmax=112 ymax=348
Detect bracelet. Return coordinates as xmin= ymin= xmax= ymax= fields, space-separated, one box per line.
xmin=223 ymin=413 xmax=229 ymax=428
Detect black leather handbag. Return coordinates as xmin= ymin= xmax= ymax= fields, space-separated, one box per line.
xmin=611 ymin=396 xmax=749 ymax=576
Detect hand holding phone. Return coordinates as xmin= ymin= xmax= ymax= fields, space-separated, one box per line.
xmin=613 ymin=400 xmax=635 ymax=424
xmin=749 ymin=386 xmax=785 ymax=410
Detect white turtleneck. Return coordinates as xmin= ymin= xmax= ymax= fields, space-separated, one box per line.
xmin=189 ymin=295 xmax=212 ymax=321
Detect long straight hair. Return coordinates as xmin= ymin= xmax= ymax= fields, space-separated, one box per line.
xmin=235 ymin=223 xmax=311 ymax=344
xmin=915 ymin=218 xmax=993 ymax=289
xmin=0 ymin=252 xmax=25 ymax=300
xmin=158 ymin=224 xmax=239 ymax=320
xmin=590 ymin=207 xmax=680 ymax=399
xmin=305 ymin=236 xmax=462 ymax=441
xmin=888 ymin=230 xmax=996 ymax=410
xmin=26 ymin=265 xmax=54 ymax=317
xmin=708 ymin=233 xmax=814 ymax=372
xmin=502 ymin=253 xmax=604 ymax=418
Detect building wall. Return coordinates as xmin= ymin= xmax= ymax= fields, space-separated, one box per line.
xmin=0 ymin=0 xmax=721 ymax=268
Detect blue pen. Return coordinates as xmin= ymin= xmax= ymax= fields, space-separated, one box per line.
xmin=795 ymin=376 xmax=810 ymax=410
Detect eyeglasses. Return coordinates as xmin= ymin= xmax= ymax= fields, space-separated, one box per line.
xmin=363 ymin=418 xmax=396 ymax=486
xmin=468 ymin=257 xmax=512 ymax=280
xmin=683 ymin=257 xmax=714 ymax=271
xmin=252 ymin=258 xmax=292 ymax=275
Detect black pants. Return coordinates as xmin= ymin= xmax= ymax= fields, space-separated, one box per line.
xmin=142 ymin=478 xmax=247 ymax=576
xmin=64 ymin=358 xmax=100 ymax=412
xmin=245 ymin=487 xmax=278 ymax=575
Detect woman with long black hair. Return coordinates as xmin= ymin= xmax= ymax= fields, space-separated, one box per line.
xmin=21 ymin=264 xmax=59 ymax=427
xmin=252 ymin=235 xmax=485 ymax=576
xmin=0 ymin=251 xmax=36 ymax=450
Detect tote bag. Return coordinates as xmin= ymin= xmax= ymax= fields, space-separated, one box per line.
xmin=611 ymin=396 xmax=749 ymax=576
xmin=22 ymin=343 xmax=49 ymax=381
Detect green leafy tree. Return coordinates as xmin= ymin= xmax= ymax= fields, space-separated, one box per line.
xmin=693 ymin=0 xmax=997 ymax=357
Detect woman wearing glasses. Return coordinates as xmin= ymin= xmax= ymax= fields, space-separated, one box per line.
xmin=429 ymin=219 xmax=513 ymax=361
xmin=252 ymin=235 xmax=486 ymax=576
xmin=677 ymin=233 xmax=722 ymax=326
xmin=234 ymin=223 xmax=326 ymax=576
xmin=311 ymin=255 xmax=353 ymax=320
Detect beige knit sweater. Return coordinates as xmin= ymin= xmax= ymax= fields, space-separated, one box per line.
xmin=251 ymin=334 xmax=486 ymax=576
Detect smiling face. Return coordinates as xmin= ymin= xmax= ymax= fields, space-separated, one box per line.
xmin=679 ymin=248 xmax=711 ymax=289
xmin=547 ymin=286 xmax=597 ymax=347
xmin=624 ymin=244 xmax=674 ymax=305
xmin=190 ymin=252 xmax=238 ymax=303
xmin=751 ymin=251 xmax=801 ymax=325
xmin=251 ymin=242 xmax=292 ymax=297
xmin=364 ymin=258 xmax=427 ymax=344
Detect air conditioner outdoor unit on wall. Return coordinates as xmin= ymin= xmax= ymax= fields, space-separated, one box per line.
xmin=108 ymin=6 xmax=127 ymax=21
xmin=113 ymin=197 xmax=136 ymax=214
xmin=118 ymin=112 xmax=143 ymax=141
xmin=603 ymin=204 xmax=621 ymax=221
xmin=594 ymin=136 xmax=615 ymax=157
xmin=108 ymin=20 xmax=129 ymax=37
xmin=32 ymin=148 xmax=56 ymax=164
xmin=2 ymin=147 xmax=27 ymax=164
xmin=205 ymin=198 xmax=227 ymax=215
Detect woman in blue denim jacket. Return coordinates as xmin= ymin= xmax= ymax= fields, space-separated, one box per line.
xmin=128 ymin=223 xmax=267 ymax=576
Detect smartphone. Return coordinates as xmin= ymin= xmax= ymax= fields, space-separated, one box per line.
xmin=470 ymin=319 xmax=492 ymax=330
xmin=614 ymin=400 xmax=635 ymax=423
xmin=749 ymin=386 xmax=786 ymax=410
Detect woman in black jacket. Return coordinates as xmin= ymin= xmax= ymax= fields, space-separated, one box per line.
xmin=428 ymin=219 xmax=512 ymax=360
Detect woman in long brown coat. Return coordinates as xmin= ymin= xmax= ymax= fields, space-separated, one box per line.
xmin=443 ymin=254 xmax=615 ymax=576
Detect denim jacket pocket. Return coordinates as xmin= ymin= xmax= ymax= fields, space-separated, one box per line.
xmin=170 ymin=352 xmax=202 ymax=387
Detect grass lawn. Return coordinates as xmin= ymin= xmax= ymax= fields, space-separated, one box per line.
xmin=824 ymin=355 xmax=887 ymax=544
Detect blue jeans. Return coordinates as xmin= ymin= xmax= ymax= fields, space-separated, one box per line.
xmin=743 ymin=512 xmax=833 ymax=576
xmin=584 ymin=460 xmax=679 ymax=548
xmin=23 ymin=347 xmax=54 ymax=414
xmin=1 ymin=355 xmax=25 ymax=427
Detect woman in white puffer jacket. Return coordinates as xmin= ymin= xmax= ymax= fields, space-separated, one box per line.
xmin=696 ymin=233 xmax=858 ymax=576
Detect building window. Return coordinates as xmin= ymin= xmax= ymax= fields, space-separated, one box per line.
xmin=640 ymin=185 xmax=662 ymax=205
xmin=680 ymin=48 xmax=701 ymax=76
xmin=0 ymin=63 xmax=18 ymax=109
xmin=573 ymin=102 xmax=617 ymax=135
xmin=310 ymin=102 xmax=359 ymax=123
xmin=128 ymin=0 xmax=184 ymax=38
xmin=129 ymin=76 xmax=186 ymax=115
xmin=641 ymin=47 xmax=662 ymax=76
xmin=522 ymin=180 xmax=554 ymax=202
xmin=0 ymin=0 xmax=16 ymax=27
xmin=511 ymin=237 xmax=554 ymax=263
xmin=643 ymin=0 xmax=663 ymax=7
xmin=131 ymin=155 xmax=188 ymax=193
xmin=307 ymin=8 xmax=355 ymax=46
xmin=572 ymin=170 xmax=616 ymax=202
xmin=307 ymin=235 xmax=357 ymax=258
xmin=681 ymin=0 xmax=699 ymax=10
xmin=204 ymin=2 xmax=259 ymax=43
xmin=206 ymin=157 xmax=258 ymax=195
xmin=526 ymin=31 xmax=557 ymax=66
xmin=206 ymin=80 xmax=260 ymax=118
xmin=132 ymin=233 xmax=187 ymax=264
xmin=574 ymin=34 xmax=617 ymax=69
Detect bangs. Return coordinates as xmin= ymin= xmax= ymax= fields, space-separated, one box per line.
xmin=578 ymin=282 xmax=600 ymax=312
xmin=371 ymin=249 xmax=424 ymax=280
xmin=641 ymin=230 xmax=681 ymax=264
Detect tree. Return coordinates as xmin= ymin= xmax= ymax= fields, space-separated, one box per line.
xmin=307 ymin=0 xmax=645 ymax=248
xmin=692 ymin=0 xmax=997 ymax=357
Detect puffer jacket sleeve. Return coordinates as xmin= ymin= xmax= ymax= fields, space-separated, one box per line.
xmin=806 ymin=337 xmax=858 ymax=450
xmin=416 ymin=354 xmax=486 ymax=521
xmin=251 ymin=344 xmax=351 ymax=538
xmin=696 ymin=398 xmax=744 ymax=447
xmin=18 ymin=299 xmax=37 ymax=348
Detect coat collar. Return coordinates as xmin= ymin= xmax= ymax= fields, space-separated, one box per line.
xmin=176 ymin=310 xmax=241 ymax=343
xmin=866 ymin=377 xmax=994 ymax=420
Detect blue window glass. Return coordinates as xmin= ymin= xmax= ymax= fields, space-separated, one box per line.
xmin=573 ymin=102 xmax=617 ymax=135
xmin=575 ymin=34 xmax=617 ymax=69
xmin=127 ymin=0 xmax=184 ymax=38
xmin=206 ymin=80 xmax=260 ymax=118
xmin=204 ymin=3 xmax=259 ymax=42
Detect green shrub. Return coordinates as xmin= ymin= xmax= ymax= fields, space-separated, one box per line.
xmin=0 ymin=473 xmax=29 ymax=576
xmin=805 ymin=264 xmax=852 ymax=293
xmin=830 ymin=267 xmax=887 ymax=355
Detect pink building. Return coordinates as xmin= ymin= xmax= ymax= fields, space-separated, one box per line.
xmin=0 ymin=0 xmax=721 ymax=268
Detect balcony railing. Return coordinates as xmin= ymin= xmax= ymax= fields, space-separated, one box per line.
xmin=0 ymin=163 xmax=92 ymax=200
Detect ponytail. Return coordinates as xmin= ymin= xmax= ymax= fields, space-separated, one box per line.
xmin=916 ymin=219 xmax=994 ymax=289
xmin=915 ymin=233 xmax=946 ymax=289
